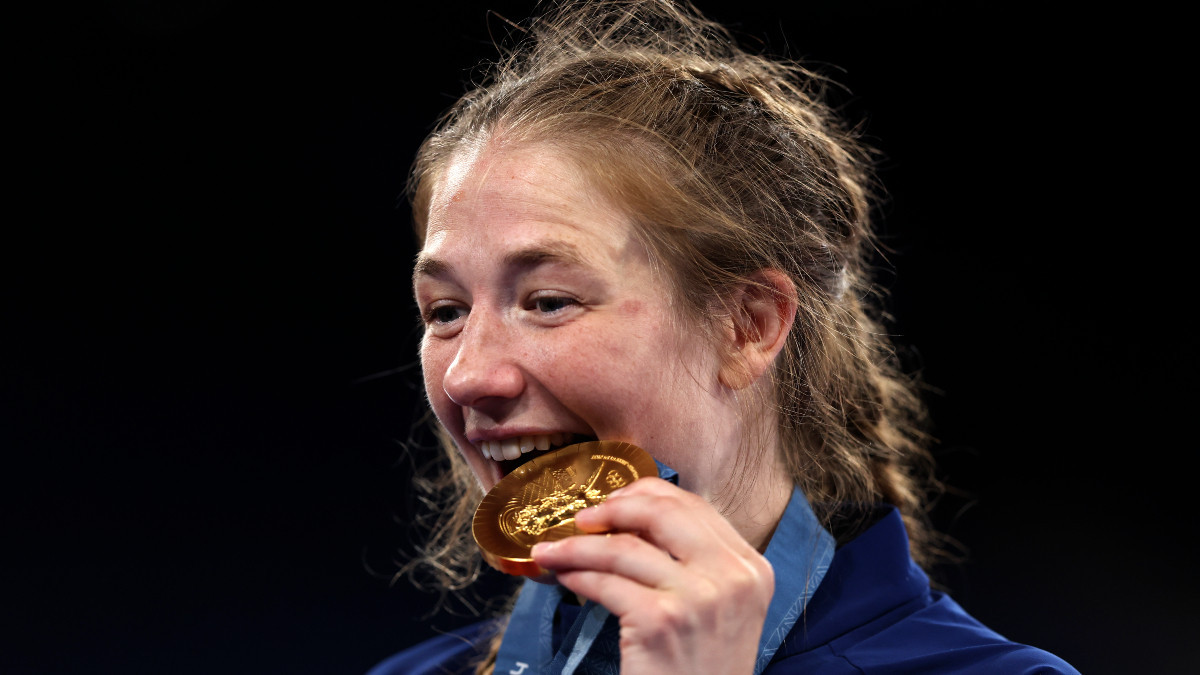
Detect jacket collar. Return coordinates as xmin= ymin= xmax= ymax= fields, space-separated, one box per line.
xmin=776 ymin=506 xmax=931 ymax=656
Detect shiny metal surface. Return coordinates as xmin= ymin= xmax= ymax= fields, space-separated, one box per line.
xmin=472 ymin=441 xmax=657 ymax=577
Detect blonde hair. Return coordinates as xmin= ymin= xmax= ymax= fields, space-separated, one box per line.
xmin=402 ymin=0 xmax=941 ymax=622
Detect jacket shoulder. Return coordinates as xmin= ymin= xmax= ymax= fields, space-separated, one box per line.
xmin=365 ymin=621 xmax=495 ymax=675
xmin=768 ymin=592 xmax=1079 ymax=674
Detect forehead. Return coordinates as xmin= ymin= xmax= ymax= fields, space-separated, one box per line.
xmin=421 ymin=143 xmax=638 ymax=263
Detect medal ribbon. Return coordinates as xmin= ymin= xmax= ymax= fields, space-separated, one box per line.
xmin=753 ymin=485 xmax=834 ymax=674
xmin=493 ymin=466 xmax=833 ymax=675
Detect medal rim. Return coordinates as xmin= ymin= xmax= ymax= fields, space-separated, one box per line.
xmin=472 ymin=440 xmax=656 ymax=577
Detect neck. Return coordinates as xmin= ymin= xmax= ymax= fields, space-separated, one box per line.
xmin=713 ymin=451 xmax=795 ymax=552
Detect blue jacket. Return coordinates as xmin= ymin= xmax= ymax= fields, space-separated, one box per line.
xmin=367 ymin=507 xmax=1077 ymax=674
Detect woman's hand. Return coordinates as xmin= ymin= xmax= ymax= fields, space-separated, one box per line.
xmin=531 ymin=477 xmax=774 ymax=675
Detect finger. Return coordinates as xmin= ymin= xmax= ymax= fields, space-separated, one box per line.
xmin=551 ymin=568 xmax=666 ymax=618
xmin=591 ymin=477 xmax=751 ymax=548
xmin=532 ymin=532 xmax=680 ymax=588
xmin=575 ymin=483 xmax=756 ymax=565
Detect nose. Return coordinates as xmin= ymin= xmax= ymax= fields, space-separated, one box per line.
xmin=442 ymin=312 xmax=526 ymax=408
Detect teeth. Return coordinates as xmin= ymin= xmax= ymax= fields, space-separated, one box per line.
xmin=477 ymin=433 xmax=577 ymax=462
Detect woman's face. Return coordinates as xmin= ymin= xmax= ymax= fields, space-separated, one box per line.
xmin=414 ymin=142 xmax=746 ymax=502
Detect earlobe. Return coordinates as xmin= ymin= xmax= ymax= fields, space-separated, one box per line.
xmin=717 ymin=269 xmax=798 ymax=391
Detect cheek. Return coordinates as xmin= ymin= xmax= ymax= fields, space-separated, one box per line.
xmin=419 ymin=339 xmax=455 ymax=417
xmin=420 ymin=339 xmax=489 ymax=481
xmin=540 ymin=323 xmax=678 ymax=431
xmin=419 ymin=337 xmax=439 ymax=391
xmin=619 ymin=299 xmax=643 ymax=315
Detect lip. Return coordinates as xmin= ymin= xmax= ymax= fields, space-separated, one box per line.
xmin=469 ymin=427 xmax=591 ymax=443
xmin=467 ymin=427 xmax=597 ymax=451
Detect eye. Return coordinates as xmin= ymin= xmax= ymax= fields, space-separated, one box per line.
xmin=523 ymin=291 xmax=583 ymax=324
xmin=533 ymin=296 xmax=577 ymax=314
xmin=422 ymin=302 xmax=468 ymax=334
xmin=431 ymin=305 xmax=465 ymax=322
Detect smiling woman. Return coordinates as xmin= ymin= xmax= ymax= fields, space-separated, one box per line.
xmin=414 ymin=144 xmax=781 ymax=538
xmin=371 ymin=1 xmax=1079 ymax=674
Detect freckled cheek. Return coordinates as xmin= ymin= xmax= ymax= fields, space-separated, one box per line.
xmin=530 ymin=336 xmax=599 ymax=386
xmin=540 ymin=335 xmax=654 ymax=426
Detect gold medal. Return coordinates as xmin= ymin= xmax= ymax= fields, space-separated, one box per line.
xmin=472 ymin=440 xmax=657 ymax=577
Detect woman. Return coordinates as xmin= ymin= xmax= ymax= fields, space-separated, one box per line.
xmin=371 ymin=1 xmax=1078 ymax=672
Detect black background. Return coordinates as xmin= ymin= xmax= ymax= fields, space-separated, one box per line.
xmin=6 ymin=1 xmax=1194 ymax=673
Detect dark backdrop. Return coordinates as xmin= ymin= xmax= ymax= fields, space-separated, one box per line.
xmin=6 ymin=2 xmax=1193 ymax=673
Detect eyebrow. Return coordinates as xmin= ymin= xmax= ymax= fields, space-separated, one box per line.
xmin=413 ymin=241 xmax=590 ymax=283
xmin=411 ymin=255 xmax=450 ymax=280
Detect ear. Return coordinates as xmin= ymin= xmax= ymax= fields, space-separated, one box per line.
xmin=717 ymin=269 xmax=798 ymax=391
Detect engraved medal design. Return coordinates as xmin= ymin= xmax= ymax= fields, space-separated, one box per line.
xmin=473 ymin=441 xmax=657 ymax=577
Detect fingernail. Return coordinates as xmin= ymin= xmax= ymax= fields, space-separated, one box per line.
xmin=531 ymin=541 xmax=557 ymax=556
